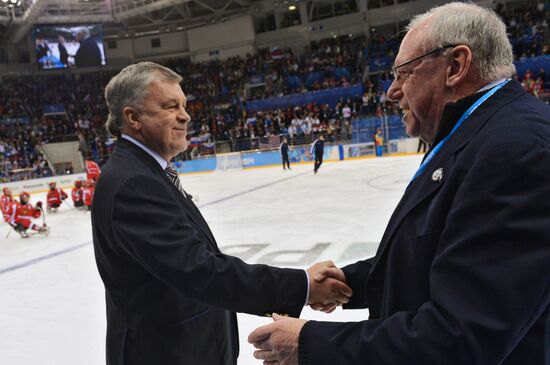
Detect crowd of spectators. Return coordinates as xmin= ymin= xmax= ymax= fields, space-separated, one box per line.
xmin=0 ymin=73 xmax=113 ymax=181
xmin=181 ymin=94 xmax=365 ymax=158
xmin=248 ymin=34 xmax=366 ymax=99
xmin=498 ymin=2 xmax=550 ymax=59
xmin=0 ymin=138 xmax=51 ymax=183
xmin=160 ymin=34 xmax=366 ymax=106
xmin=520 ymin=68 xmax=549 ymax=101
xmin=0 ymin=1 xmax=549 ymax=182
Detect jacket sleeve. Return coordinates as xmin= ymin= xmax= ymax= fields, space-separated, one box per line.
xmin=110 ymin=174 xmax=307 ymax=318
xmin=299 ymin=140 xmax=550 ymax=364
xmin=341 ymin=257 xmax=375 ymax=309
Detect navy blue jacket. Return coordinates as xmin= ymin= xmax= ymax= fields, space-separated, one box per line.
xmin=311 ymin=139 xmax=325 ymax=155
xmin=280 ymin=142 xmax=290 ymax=155
xmin=75 ymin=37 xmax=102 ymax=67
xmin=299 ymin=80 xmax=550 ymax=364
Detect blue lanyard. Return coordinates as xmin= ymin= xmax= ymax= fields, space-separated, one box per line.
xmin=410 ymin=79 xmax=510 ymax=183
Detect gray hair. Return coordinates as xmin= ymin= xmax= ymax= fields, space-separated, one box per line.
xmin=104 ymin=61 xmax=182 ymax=136
xmin=407 ymin=2 xmax=515 ymax=83
xmin=76 ymin=27 xmax=90 ymax=39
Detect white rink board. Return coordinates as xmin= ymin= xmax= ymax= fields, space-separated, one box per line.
xmin=0 ymin=155 xmax=421 ymax=365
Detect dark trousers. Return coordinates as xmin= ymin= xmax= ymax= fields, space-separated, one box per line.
xmin=314 ymin=152 xmax=323 ymax=172
xmin=282 ymin=153 xmax=290 ymax=169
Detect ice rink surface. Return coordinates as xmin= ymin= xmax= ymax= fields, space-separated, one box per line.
xmin=0 ymin=154 xmax=422 ymax=365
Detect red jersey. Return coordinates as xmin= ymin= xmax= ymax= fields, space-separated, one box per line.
xmin=1 ymin=194 xmax=14 ymax=221
xmin=71 ymin=187 xmax=83 ymax=203
xmin=83 ymin=186 xmax=95 ymax=207
xmin=13 ymin=202 xmax=41 ymax=229
xmin=85 ymin=161 xmax=101 ymax=182
xmin=47 ymin=188 xmax=68 ymax=207
xmin=1 ymin=194 xmax=13 ymax=214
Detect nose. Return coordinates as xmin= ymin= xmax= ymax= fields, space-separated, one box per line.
xmin=178 ymin=106 xmax=191 ymax=124
xmin=386 ymin=79 xmax=402 ymax=102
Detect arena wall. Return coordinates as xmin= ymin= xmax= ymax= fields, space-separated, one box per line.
xmin=193 ymin=43 xmax=256 ymax=63
xmin=174 ymin=138 xmax=419 ymax=174
xmin=255 ymin=25 xmax=307 ymax=53
xmin=133 ymin=30 xmax=190 ymax=59
xmin=188 ymin=15 xmax=255 ymax=62
xmin=1 ymin=173 xmax=86 ymax=196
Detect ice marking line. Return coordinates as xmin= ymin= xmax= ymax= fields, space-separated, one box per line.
xmin=0 ymin=241 xmax=91 ymax=275
xmin=0 ymin=165 xmax=323 ymax=275
xmin=197 ymin=167 xmax=325 ymax=209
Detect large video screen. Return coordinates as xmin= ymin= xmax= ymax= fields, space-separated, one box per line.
xmin=32 ymin=24 xmax=106 ymax=70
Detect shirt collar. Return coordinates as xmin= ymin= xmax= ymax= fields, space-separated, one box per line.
xmin=429 ymin=78 xmax=510 ymax=150
xmin=121 ymin=134 xmax=168 ymax=170
xmin=477 ymin=78 xmax=509 ymax=93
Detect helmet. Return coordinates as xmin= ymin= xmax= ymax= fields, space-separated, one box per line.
xmin=19 ymin=191 xmax=30 ymax=204
xmin=49 ymin=182 xmax=56 ymax=189
xmin=74 ymin=180 xmax=82 ymax=188
xmin=2 ymin=187 xmax=11 ymax=195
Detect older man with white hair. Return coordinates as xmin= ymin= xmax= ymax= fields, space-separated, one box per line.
xmin=249 ymin=2 xmax=550 ymax=364
xmin=74 ymin=26 xmax=102 ymax=67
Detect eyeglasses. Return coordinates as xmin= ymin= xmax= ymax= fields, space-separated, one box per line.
xmin=392 ymin=44 xmax=456 ymax=82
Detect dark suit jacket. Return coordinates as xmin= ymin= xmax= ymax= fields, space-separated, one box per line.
xmin=75 ymin=37 xmax=102 ymax=67
xmin=299 ymin=80 xmax=550 ymax=364
xmin=58 ymin=43 xmax=68 ymax=66
xmin=92 ymin=138 xmax=306 ymax=365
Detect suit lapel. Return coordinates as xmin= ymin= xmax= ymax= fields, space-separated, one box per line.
xmin=369 ymin=153 xmax=453 ymax=272
xmin=173 ymin=189 xmax=219 ymax=249
xmin=368 ymin=80 xmax=527 ymax=276
xmin=115 ymin=139 xmax=219 ymax=249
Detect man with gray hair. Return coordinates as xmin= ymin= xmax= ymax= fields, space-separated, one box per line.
xmin=74 ymin=26 xmax=102 ymax=67
xmin=249 ymin=3 xmax=550 ymax=364
xmin=92 ymin=61 xmax=353 ymax=365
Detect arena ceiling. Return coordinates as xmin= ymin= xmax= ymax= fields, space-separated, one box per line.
xmin=0 ymin=0 xmax=264 ymax=42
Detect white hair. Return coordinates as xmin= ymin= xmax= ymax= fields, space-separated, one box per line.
xmin=104 ymin=62 xmax=182 ymax=136
xmin=407 ymin=2 xmax=516 ymax=83
xmin=77 ymin=27 xmax=90 ymax=39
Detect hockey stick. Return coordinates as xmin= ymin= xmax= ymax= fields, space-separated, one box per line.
xmin=62 ymin=199 xmax=74 ymax=209
xmin=37 ymin=205 xmax=49 ymax=236
xmin=5 ymin=227 xmax=12 ymax=238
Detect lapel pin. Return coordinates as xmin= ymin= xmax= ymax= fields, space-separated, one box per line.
xmin=432 ymin=168 xmax=444 ymax=182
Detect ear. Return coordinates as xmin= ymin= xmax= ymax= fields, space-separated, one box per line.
xmin=123 ymin=106 xmax=141 ymax=132
xmin=445 ymin=45 xmax=472 ymax=88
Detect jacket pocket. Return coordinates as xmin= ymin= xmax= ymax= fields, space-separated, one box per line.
xmin=159 ymin=309 xmax=221 ymax=364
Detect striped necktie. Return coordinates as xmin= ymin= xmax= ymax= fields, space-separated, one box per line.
xmin=165 ymin=163 xmax=189 ymax=199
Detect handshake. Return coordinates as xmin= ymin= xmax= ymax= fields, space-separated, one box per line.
xmin=306 ymin=260 xmax=352 ymax=312
xmin=248 ymin=260 xmax=351 ymax=364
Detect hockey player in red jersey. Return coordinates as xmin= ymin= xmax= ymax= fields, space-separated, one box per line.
xmin=71 ymin=180 xmax=84 ymax=209
xmin=85 ymin=160 xmax=101 ymax=182
xmin=46 ymin=182 xmax=68 ymax=212
xmin=11 ymin=192 xmax=48 ymax=238
xmin=82 ymin=180 xmax=95 ymax=210
xmin=1 ymin=187 xmax=15 ymax=224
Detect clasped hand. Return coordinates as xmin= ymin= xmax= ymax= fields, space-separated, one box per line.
xmin=247 ymin=261 xmax=351 ymax=364
xmin=307 ymin=260 xmax=352 ymax=313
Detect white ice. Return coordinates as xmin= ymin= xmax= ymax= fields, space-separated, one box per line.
xmin=0 ymin=155 xmax=422 ymax=365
